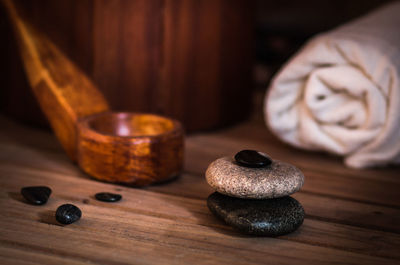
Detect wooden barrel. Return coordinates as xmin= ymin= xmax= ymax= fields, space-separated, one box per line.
xmin=0 ymin=0 xmax=254 ymax=132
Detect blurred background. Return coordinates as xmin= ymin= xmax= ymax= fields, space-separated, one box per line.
xmin=0 ymin=0 xmax=392 ymax=132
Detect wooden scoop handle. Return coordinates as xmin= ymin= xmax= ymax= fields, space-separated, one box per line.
xmin=2 ymin=0 xmax=110 ymax=161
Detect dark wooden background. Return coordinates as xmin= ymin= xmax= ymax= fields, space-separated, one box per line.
xmin=0 ymin=0 xmax=392 ymax=132
xmin=0 ymin=0 xmax=254 ymax=132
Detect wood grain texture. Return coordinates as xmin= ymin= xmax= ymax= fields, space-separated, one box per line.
xmin=1 ymin=114 xmax=400 ymax=264
xmin=77 ymin=112 xmax=184 ymax=186
xmin=3 ymin=0 xmax=109 ymax=160
xmin=3 ymin=0 xmax=184 ymax=186
xmin=1 ymin=0 xmax=254 ymax=132
xmin=159 ymin=0 xmax=254 ymax=130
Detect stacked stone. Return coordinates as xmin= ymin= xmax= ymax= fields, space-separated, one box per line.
xmin=206 ymin=150 xmax=305 ymax=236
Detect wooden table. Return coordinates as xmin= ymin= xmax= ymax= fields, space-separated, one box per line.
xmin=0 ymin=113 xmax=399 ymax=265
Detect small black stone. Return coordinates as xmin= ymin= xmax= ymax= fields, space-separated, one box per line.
xmin=207 ymin=192 xmax=304 ymax=236
xmin=234 ymin=150 xmax=272 ymax=168
xmin=20 ymin=186 xmax=52 ymax=205
xmin=95 ymin=192 xmax=122 ymax=202
xmin=55 ymin=204 xmax=82 ymax=225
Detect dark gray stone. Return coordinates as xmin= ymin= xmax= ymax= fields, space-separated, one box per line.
xmin=21 ymin=186 xmax=52 ymax=205
xmin=56 ymin=204 xmax=82 ymax=224
xmin=207 ymin=192 xmax=304 ymax=236
xmin=95 ymin=192 xmax=122 ymax=202
xmin=234 ymin=150 xmax=272 ymax=168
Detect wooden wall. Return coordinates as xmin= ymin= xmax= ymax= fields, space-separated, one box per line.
xmin=0 ymin=0 xmax=254 ymax=132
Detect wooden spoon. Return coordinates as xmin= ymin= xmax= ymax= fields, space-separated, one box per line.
xmin=2 ymin=0 xmax=184 ymax=186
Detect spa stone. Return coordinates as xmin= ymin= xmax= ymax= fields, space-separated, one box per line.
xmin=234 ymin=150 xmax=272 ymax=168
xmin=21 ymin=186 xmax=52 ymax=205
xmin=207 ymin=192 xmax=304 ymax=236
xmin=95 ymin=192 xmax=122 ymax=202
xmin=206 ymin=157 xmax=304 ymax=199
xmin=56 ymin=204 xmax=82 ymax=225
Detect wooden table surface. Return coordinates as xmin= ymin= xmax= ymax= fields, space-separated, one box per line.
xmin=0 ymin=113 xmax=399 ymax=265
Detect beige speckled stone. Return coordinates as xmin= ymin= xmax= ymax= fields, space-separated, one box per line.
xmin=206 ymin=157 xmax=304 ymax=199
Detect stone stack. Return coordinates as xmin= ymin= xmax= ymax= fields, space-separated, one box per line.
xmin=206 ymin=150 xmax=305 ymax=236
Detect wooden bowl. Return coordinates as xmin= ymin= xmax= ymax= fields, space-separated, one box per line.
xmin=77 ymin=112 xmax=184 ymax=186
xmin=4 ymin=0 xmax=184 ymax=187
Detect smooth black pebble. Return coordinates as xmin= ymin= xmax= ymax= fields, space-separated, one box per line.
xmin=95 ymin=192 xmax=122 ymax=202
xmin=20 ymin=186 xmax=52 ymax=205
xmin=234 ymin=150 xmax=272 ymax=168
xmin=207 ymin=192 xmax=304 ymax=236
xmin=56 ymin=204 xmax=82 ymax=224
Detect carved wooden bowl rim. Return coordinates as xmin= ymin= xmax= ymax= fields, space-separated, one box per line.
xmin=78 ymin=111 xmax=184 ymax=141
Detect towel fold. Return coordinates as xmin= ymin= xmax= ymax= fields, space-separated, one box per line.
xmin=264 ymin=2 xmax=400 ymax=168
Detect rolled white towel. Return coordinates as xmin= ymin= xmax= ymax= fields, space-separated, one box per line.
xmin=264 ymin=2 xmax=400 ymax=168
